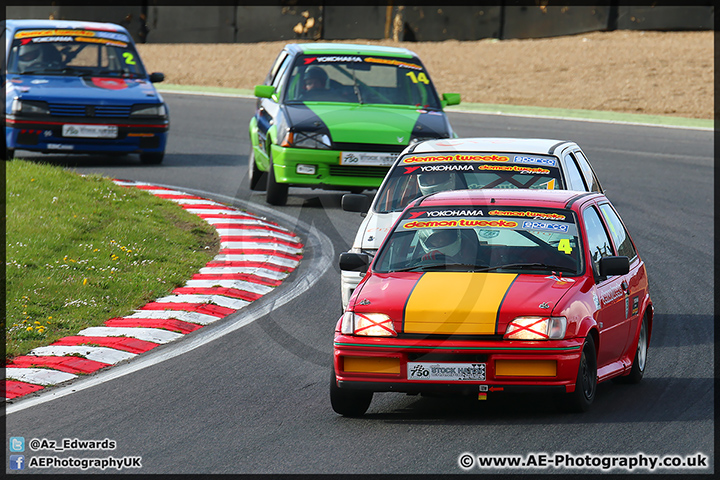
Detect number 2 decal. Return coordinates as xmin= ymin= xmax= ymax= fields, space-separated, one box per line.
xmin=558 ymin=238 xmax=573 ymax=254
xmin=122 ymin=52 xmax=136 ymax=65
xmin=406 ymin=71 xmax=429 ymax=84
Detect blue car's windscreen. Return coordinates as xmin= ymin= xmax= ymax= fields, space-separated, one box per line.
xmin=7 ymin=28 xmax=147 ymax=78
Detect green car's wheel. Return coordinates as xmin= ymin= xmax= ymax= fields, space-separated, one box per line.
xmin=248 ymin=150 xmax=267 ymax=191
xmin=330 ymin=370 xmax=372 ymax=417
xmin=563 ymin=336 xmax=597 ymax=413
xmin=265 ymin=149 xmax=288 ymax=206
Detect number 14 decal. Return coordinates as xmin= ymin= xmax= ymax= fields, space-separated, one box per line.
xmin=406 ymin=71 xmax=429 ymax=84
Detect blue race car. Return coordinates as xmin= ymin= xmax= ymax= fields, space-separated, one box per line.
xmin=4 ymin=19 xmax=169 ymax=163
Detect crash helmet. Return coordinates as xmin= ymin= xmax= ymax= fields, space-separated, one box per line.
xmin=304 ymin=66 xmax=328 ymax=90
xmin=17 ymin=43 xmax=45 ymax=71
xmin=424 ymin=228 xmax=463 ymax=257
xmin=417 ymin=171 xmax=455 ymax=196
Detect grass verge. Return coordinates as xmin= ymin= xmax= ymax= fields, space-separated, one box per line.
xmin=5 ymin=160 xmax=220 ymax=360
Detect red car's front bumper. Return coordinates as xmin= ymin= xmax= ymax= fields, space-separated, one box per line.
xmin=333 ymin=334 xmax=585 ymax=395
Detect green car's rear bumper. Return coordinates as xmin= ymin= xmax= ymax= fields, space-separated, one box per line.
xmin=264 ymin=143 xmax=391 ymax=189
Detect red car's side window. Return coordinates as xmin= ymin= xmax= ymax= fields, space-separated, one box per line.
xmin=598 ymin=203 xmax=638 ymax=261
xmin=582 ymin=205 xmax=614 ymax=278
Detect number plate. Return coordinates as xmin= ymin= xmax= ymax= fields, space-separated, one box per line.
xmin=340 ymin=151 xmax=398 ymax=166
xmin=407 ymin=362 xmax=486 ymax=381
xmin=62 ymin=124 xmax=118 ymax=139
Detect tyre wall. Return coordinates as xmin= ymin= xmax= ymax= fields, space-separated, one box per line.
xmin=5 ymin=4 xmax=713 ymax=44
xmin=615 ymin=5 xmax=714 ymax=30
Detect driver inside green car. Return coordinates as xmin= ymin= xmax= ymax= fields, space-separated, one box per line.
xmin=299 ymin=67 xmax=329 ymax=99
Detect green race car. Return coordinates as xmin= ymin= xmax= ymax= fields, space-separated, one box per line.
xmin=248 ymin=43 xmax=461 ymax=205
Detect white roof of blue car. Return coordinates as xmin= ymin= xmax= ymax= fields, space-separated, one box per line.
xmin=411 ymin=137 xmax=573 ymax=155
xmin=6 ymin=19 xmax=129 ymax=34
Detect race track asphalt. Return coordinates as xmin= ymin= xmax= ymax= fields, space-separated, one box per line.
xmin=4 ymin=91 xmax=713 ymax=475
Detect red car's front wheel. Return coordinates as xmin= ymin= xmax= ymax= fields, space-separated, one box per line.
xmin=330 ymin=370 xmax=373 ymax=417
xmin=563 ymin=336 xmax=597 ymax=413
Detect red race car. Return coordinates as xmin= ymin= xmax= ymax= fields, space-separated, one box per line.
xmin=333 ymin=189 xmax=653 ymax=415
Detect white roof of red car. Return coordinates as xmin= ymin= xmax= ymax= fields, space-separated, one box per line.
xmin=417 ymin=188 xmax=599 ymax=209
xmin=411 ymin=137 xmax=572 ymax=155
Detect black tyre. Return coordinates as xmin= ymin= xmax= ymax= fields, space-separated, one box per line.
xmin=563 ymin=336 xmax=597 ymax=413
xmin=265 ymin=149 xmax=288 ymax=206
xmin=248 ymin=150 xmax=267 ymax=191
xmin=140 ymin=152 xmax=164 ymax=164
xmin=330 ymin=370 xmax=372 ymax=417
xmin=6 ymin=149 xmax=15 ymax=161
xmin=615 ymin=315 xmax=648 ymax=384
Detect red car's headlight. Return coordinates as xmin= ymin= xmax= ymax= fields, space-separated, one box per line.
xmin=504 ymin=316 xmax=567 ymax=340
xmin=341 ymin=312 xmax=397 ymax=337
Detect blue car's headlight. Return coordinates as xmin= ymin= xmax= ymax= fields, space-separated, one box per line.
xmin=131 ymin=104 xmax=167 ymax=117
xmin=11 ymin=99 xmax=49 ymax=115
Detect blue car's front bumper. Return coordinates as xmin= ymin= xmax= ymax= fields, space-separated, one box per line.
xmin=6 ymin=114 xmax=168 ymax=155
